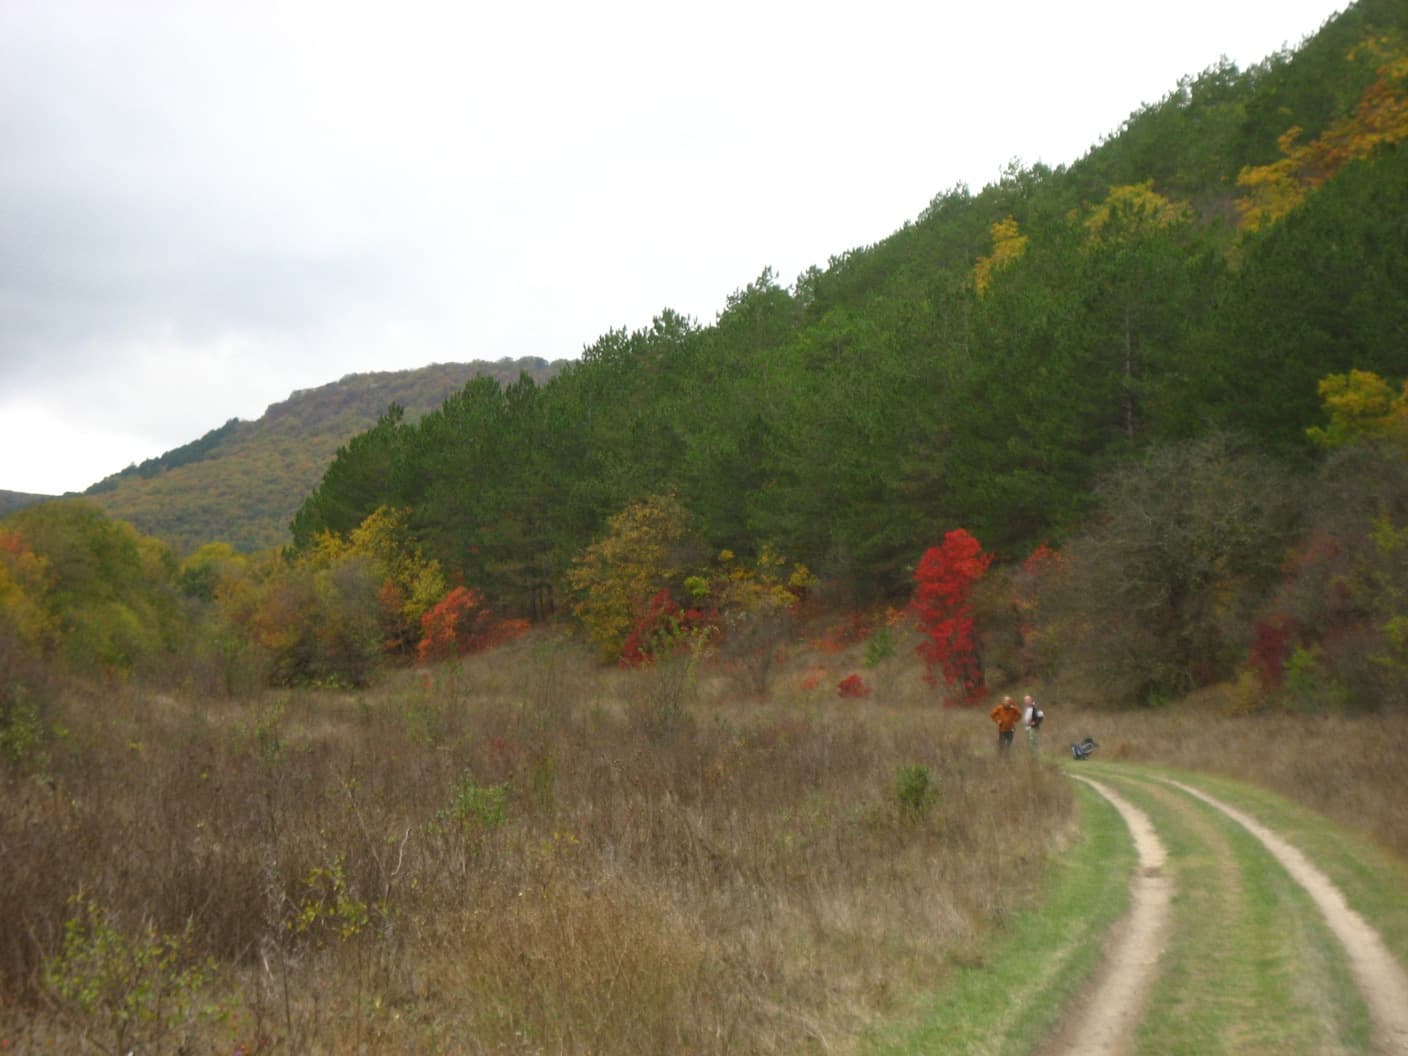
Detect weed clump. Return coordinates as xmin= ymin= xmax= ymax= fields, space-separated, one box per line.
xmin=895 ymin=763 xmax=940 ymax=821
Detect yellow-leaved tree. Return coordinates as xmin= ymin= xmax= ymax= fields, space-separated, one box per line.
xmin=972 ymin=216 xmax=1029 ymax=296
xmin=567 ymin=494 xmax=697 ymax=662
xmin=1083 ymin=180 xmax=1187 ymax=241
xmin=346 ymin=506 xmax=446 ymax=655
xmin=1237 ymin=36 xmax=1408 ymax=231
xmin=0 ymin=529 xmax=56 ymax=665
xmin=689 ymin=545 xmax=815 ymax=695
xmin=1306 ymin=369 xmax=1408 ymax=449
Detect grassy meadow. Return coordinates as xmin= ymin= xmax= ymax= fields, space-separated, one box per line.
xmin=1 ymin=630 xmax=1073 ymax=1055
xmin=3 ymin=626 xmax=1406 ymax=1055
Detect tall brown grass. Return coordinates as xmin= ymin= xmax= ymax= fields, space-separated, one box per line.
xmin=0 ymin=631 xmax=1072 ymax=1054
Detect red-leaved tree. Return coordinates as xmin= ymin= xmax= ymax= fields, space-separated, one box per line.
xmin=911 ymin=529 xmax=993 ymax=704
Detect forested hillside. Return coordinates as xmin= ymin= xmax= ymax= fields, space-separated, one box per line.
xmin=3 ymin=0 xmax=1405 ymax=714
xmin=81 ymin=358 xmax=562 ymax=552
xmin=290 ymin=0 xmax=1407 ymax=600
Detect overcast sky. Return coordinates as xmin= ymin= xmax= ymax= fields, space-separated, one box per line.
xmin=1 ymin=0 xmax=1347 ymax=495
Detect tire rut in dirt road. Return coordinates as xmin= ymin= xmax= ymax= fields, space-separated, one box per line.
xmin=1114 ymin=774 xmax=1370 ymax=1052
xmin=1166 ymin=780 xmax=1408 ymax=1055
xmin=1048 ymin=777 xmax=1174 ymax=1056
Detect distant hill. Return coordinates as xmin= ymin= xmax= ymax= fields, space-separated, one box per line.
xmin=83 ymin=358 xmax=564 ymax=553
xmin=0 ymin=490 xmax=53 ymax=518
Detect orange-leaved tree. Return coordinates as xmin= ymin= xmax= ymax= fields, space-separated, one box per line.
xmin=418 ymin=586 xmax=499 ymax=664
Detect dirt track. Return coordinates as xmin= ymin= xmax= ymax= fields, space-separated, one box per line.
xmin=1169 ymin=780 xmax=1408 ymax=1054
xmin=1055 ymin=774 xmax=1408 ymax=1056
xmin=1046 ymin=777 xmax=1172 ymax=1056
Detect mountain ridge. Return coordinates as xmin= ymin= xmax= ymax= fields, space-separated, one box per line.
xmin=43 ymin=357 xmax=565 ymax=553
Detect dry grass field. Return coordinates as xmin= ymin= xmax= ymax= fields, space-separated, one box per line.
xmin=3 ymin=626 xmax=1404 ymax=1055
xmin=0 ymin=631 xmax=1072 ymax=1055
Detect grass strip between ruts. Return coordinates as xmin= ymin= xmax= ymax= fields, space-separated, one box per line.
xmin=1086 ymin=766 xmax=1372 ymax=1055
xmin=1108 ymin=764 xmax=1408 ymax=967
xmin=864 ymin=778 xmax=1136 ymax=1056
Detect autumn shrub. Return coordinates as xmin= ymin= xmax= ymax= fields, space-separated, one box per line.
xmin=702 ymin=547 xmax=813 ymax=695
xmin=232 ymin=557 xmax=384 ymax=688
xmin=417 ymin=586 xmax=494 ymax=663
xmin=813 ymin=611 xmax=874 ymax=655
xmin=618 ymin=588 xmax=714 ymax=668
xmin=1250 ymin=437 xmax=1408 ymax=711
xmin=837 ymin=673 xmax=871 ymax=698
xmin=345 ymin=506 xmax=447 ymax=655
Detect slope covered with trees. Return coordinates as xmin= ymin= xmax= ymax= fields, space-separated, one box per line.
xmin=289 ymin=0 xmax=1406 ymax=599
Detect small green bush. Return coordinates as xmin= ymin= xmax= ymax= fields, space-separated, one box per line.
xmin=44 ymin=895 xmax=214 ymax=1054
xmin=894 ymin=764 xmax=939 ymax=821
xmin=439 ymin=770 xmax=510 ymax=831
xmin=864 ymin=628 xmax=895 ymax=669
xmin=0 ymin=683 xmax=45 ymax=769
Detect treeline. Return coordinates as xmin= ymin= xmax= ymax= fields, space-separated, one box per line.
xmin=0 ymin=498 xmax=530 ymax=709
xmin=1 ymin=379 xmax=1403 ymax=729
xmin=85 ymin=418 xmax=242 ymax=492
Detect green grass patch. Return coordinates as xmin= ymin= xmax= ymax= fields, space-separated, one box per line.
xmin=863 ymin=780 xmax=1135 ymax=1056
xmin=1086 ymin=767 xmax=1370 ymax=1055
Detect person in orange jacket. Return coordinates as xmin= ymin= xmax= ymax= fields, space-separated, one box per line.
xmin=990 ymin=695 xmax=1021 ymax=755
